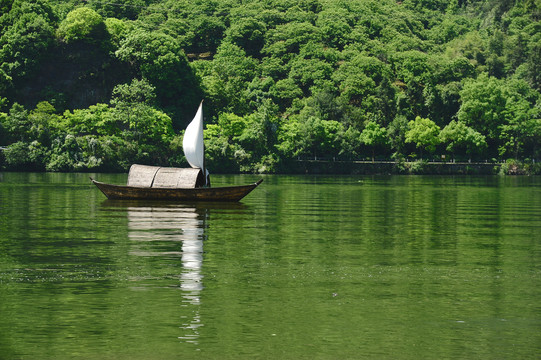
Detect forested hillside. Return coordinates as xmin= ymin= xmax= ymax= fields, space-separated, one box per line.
xmin=0 ymin=0 xmax=540 ymax=173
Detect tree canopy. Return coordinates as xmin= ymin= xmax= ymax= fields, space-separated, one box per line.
xmin=0 ymin=0 xmax=540 ymax=173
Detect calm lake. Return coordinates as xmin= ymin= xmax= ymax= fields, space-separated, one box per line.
xmin=0 ymin=173 xmax=540 ymax=359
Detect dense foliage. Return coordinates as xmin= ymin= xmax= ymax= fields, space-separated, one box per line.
xmin=0 ymin=0 xmax=540 ymax=173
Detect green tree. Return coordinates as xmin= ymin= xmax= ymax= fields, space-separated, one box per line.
xmin=237 ymin=100 xmax=279 ymax=161
xmin=263 ymin=22 xmax=320 ymax=59
xmin=439 ymin=120 xmax=487 ymax=160
xmin=405 ymin=116 xmax=441 ymax=159
xmin=111 ymin=78 xmax=156 ymax=108
xmin=316 ymin=7 xmax=352 ymax=50
xmin=0 ymin=0 xmax=13 ymax=15
xmin=277 ymin=104 xmax=342 ymax=160
xmin=105 ymin=17 xmax=131 ymax=48
xmin=270 ymin=78 xmax=303 ymax=111
xmin=110 ymin=80 xmax=174 ymax=145
xmin=204 ymin=112 xmax=247 ymax=172
xmin=525 ymin=32 xmax=541 ymax=90
xmin=359 ymin=121 xmax=389 ymax=162
xmin=403 ymin=0 xmax=448 ymax=11
xmin=0 ymin=111 xmax=7 ymax=145
xmin=116 ymin=29 xmax=199 ymax=126
xmin=444 ymin=32 xmax=486 ymax=70
xmin=27 ymin=101 xmax=60 ymax=144
xmin=56 ymin=7 xmax=107 ymax=44
xmin=3 ymin=140 xmax=48 ymax=171
xmin=185 ymin=14 xmax=227 ymax=54
xmin=196 ymin=42 xmax=257 ymax=117
xmin=61 ymin=104 xmax=116 ymax=136
xmin=204 ymin=100 xmax=279 ymax=172
xmin=392 ymin=51 xmax=434 ymax=117
xmin=447 ymin=0 xmax=459 ymax=14
xmin=458 ymin=75 xmax=540 ymax=157
xmin=1 ymin=103 xmax=29 ymax=142
xmin=498 ymin=79 xmax=541 ymax=159
xmin=425 ymin=81 xmax=463 ymax=126
xmin=288 ymin=56 xmax=334 ymax=95
xmin=85 ymin=0 xmax=147 ymax=20
xmin=338 ymin=126 xmax=362 ymax=160
xmin=224 ymin=18 xmax=266 ymax=58
xmin=388 ymin=115 xmax=410 ymax=157
xmin=458 ymin=74 xmax=507 ymax=148
xmin=504 ymin=30 xmax=528 ymax=74
xmin=333 ymin=54 xmax=395 ymax=125
xmin=0 ymin=0 xmax=56 ymax=95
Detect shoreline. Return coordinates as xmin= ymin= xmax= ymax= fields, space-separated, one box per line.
xmin=277 ymin=160 xmax=536 ymax=175
xmin=1 ymin=160 xmax=539 ymax=176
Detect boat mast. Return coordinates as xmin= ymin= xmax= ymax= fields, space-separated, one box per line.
xmin=200 ymin=100 xmax=208 ymax=186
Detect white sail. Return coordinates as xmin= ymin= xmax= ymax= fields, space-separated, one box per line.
xmin=183 ymin=102 xmax=205 ymax=170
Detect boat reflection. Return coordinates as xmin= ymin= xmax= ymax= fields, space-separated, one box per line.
xmin=100 ymin=200 xmax=235 ymax=345
xmin=124 ymin=201 xmax=206 ymax=344
xmin=101 ymin=200 xmax=247 ymax=344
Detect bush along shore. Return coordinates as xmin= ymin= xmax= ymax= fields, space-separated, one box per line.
xmin=0 ymin=144 xmax=538 ymax=175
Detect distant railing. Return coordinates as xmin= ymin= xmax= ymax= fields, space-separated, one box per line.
xmin=294 ymin=156 xmax=511 ymax=164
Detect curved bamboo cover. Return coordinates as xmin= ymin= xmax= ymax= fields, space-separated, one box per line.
xmin=127 ymin=164 xmax=205 ymax=188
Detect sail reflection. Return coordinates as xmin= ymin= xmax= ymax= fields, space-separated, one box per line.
xmin=101 ymin=200 xmax=247 ymax=345
xmin=122 ymin=202 xmax=206 ymax=344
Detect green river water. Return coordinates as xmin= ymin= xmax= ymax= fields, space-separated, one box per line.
xmin=0 ymin=173 xmax=540 ymax=359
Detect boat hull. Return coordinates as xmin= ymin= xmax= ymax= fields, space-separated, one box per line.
xmin=91 ymin=178 xmax=263 ymax=202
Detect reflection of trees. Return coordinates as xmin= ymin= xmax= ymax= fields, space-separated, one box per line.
xmin=126 ymin=203 xmax=206 ymax=344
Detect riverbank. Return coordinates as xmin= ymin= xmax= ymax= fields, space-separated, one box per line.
xmin=1 ymin=152 xmax=539 ymax=175
xmin=278 ymin=159 xmax=541 ymax=175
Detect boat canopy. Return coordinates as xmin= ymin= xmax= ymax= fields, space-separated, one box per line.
xmin=127 ymin=164 xmax=206 ymax=189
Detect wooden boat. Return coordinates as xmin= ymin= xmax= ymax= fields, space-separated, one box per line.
xmin=91 ymin=102 xmax=263 ymax=202
xmin=90 ymin=176 xmax=263 ymax=201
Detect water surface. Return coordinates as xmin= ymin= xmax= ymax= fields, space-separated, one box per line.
xmin=1 ymin=173 xmax=540 ymax=359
